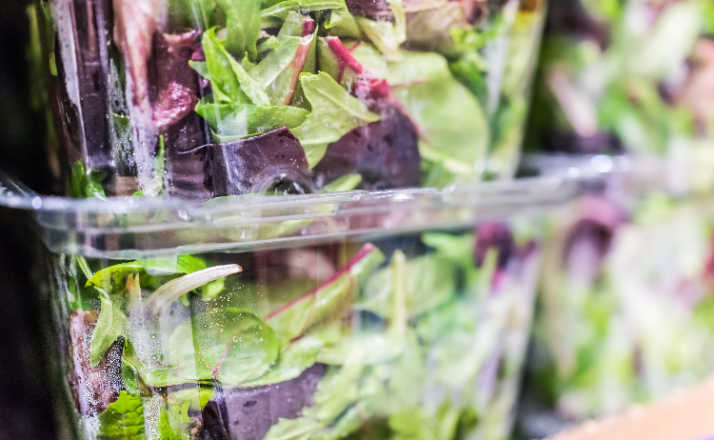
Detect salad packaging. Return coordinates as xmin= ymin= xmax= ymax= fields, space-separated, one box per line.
xmin=0 ymin=173 xmax=572 ymax=440
xmin=33 ymin=0 xmax=546 ymax=199
xmin=527 ymin=189 xmax=714 ymax=429
xmin=526 ymin=0 xmax=714 ymax=167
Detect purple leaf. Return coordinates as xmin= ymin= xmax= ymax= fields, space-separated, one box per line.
xmin=199 ymin=364 xmax=326 ymax=439
xmin=210 ymin=128 xmax=312 ymax=195
xmin=313 ymin=105 xmax=420 ymax=190
xmin=345 ymin=0 xmax=395 ymax=21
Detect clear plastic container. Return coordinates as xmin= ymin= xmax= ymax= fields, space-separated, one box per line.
xmin=0 ymin=175 xmax=572 ymax=440
xmin=35 ymin=0 xmax=546 ymax=199
xmin=526 ymin=161 xmax=714 ymax=427
xmin=526 ymin=0 xmax=714 ymax=168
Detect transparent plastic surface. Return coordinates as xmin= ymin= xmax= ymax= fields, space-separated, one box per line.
xmin=36 ymin=0 xmax=546 ymax=199
xmin=529 ymin=191 xmax=714 ymax=423
xmin=526 ymin=0 xmax=714 ymax=171
xmin=0 ymin=171 xmax=567 ymax=439
xmin=42 ymin=219 xmax=542 ymax=440
xmin=47 ymin=225 xmax=542 ymax=440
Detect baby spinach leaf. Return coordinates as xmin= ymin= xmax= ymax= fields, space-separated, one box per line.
xmin=90 ymin=294 xmax=128 ymax=367
xmin=196 ymin=101 xmax=308 ymax=139
xmin=290 ymin=72 xmax=380 ymax=167
xmin=97 ymin=391 xmax=145 ymax=440
xmin=168 ymin=308 xmax=280 ymax=385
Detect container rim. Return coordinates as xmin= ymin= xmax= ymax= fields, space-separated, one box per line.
xmin=0 ymin=155 xmax=626 ymax=258
xmin=0 ymin=154 xmax=627 ymax=215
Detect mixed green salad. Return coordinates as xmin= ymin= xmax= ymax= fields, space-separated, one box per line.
xmin=34 ymin=0 xmax=545 ymax=199
xmin=527 ymin=0 xmax=714 ymax=160
xmin=49 ymin=225 xmax=540 ymax=439
xmin=530 ymin=194 xmax=714 ymax=421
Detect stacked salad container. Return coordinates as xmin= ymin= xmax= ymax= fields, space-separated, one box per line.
xmin=519 ymin=0 xmax=714 ymax=436
xmin=11 ymin=0 xmax=554 ymax=439
xmin=0 ymin=178 xmax=565 ymax=440
xmin=36 ymin=0 xmax=547 ymax=198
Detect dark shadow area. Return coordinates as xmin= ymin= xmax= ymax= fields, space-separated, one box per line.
xmin=0 ymin=1 xmax=56 ymax=438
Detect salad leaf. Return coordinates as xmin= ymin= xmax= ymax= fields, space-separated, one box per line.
xmin=356 ymin=0 xmax=405 ymax=60
xmin=393 ymin=77 xmax=488 ymax=178
xmin=319 ymin=173 xmax=362 ymax=192
xmin=249 ymin=32 xmax=316 ymax=105
xmin=268 ymin=274 xmax=353 ymax=342
xmin=86 ymin=255 xmax=208 ymax=292
xmin=359 ymin=252 xmax=456 ymax=320
xmin=290 ymin=72 xmax=380 ymax=167
xmin=404 ymin=0 xmax=466 ymax=52
xmin=218 ymin=0 xmax=261 ymax=61
xmin=388 ymin=400 xmax=460 ymax=440
xmin=97 ymin=391 xmax=145 ymax=440
xmin=90 ymin=294 xmax=128 ymax=367
xmin=325 ymin=7 xmax=362 ymax=38
xmin=243 ymin=324 xmax=342 ymax=387
xmin=200 ymin=28 xmax=269 ymax=106
xmin=70 ymin=161 xmax=106 ymax=199
xmin=167 ymin=308 xmax=280 ymax=385
xmin=196 ymin=101 xmax=309 ymax=140
xmin=158 ymin=387 xmax=214 ymax=439
xmin=261 ymin=0 xmax=345 ymax=20
xmin=266 ymin=243 xmax=384 ymax=341
xmin=145 ymin=264 xmax=243 ymax=314
xmin=357 ymin=17 xmax=402 ymax=60
xmin=382 ymin=50 xmax=451 ymax=84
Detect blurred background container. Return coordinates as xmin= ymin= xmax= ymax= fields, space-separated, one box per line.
xmin=0 ymin=1 xmax=56 ymax=439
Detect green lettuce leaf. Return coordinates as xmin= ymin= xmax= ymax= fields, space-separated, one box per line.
xmin=86 ymin=255 xmax=208 ymax=292
xmin=290 ymin=72 xmax=380 ymax=167
xmin=266 ymin=243 xmax=384 ymax=341
xmin=164 ymin=308 xmax=279 ymax=385
xmin=358 ymin=252 xmax=456 ymax=320
xmin=97 ymin=391 xmax=145 ymax=440
xmin=325 ymin=8 xmax=362 ymax=38
xmin=217 ymin=0 xmax=261 ymax=61
xmin=392 ymin=77 xmax=488 ymax=178
xmin=261 ymin=0 xmax=344 ymax=20
xmin=200 ymin=28 xmax=269 ymax=105
xmin=70 ymin=160 xmax=106 ymax=199
xmin=90 ymin=294 xmax=128 ymax=367
xmin=249 ymin=32 xmax=316 ymax=105
xmin=243 ymin=323 xmax=342 ymax=387
xmin=196 ymin=100 xmax=309 ymax=140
